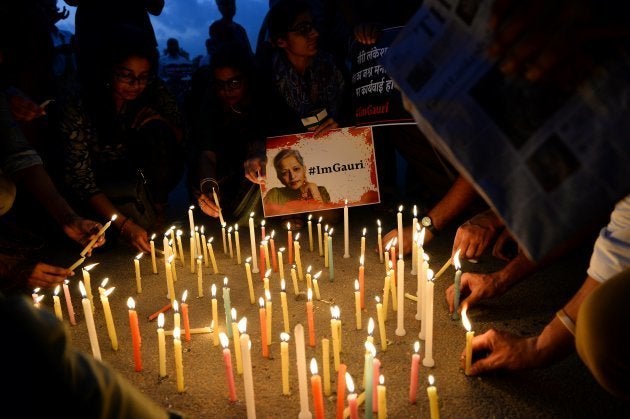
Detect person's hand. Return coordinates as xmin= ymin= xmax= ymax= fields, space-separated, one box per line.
xmin=28 ymin=262 xmax=73 ymax=290
xmin=197 ymin=193 xmax=221 ymax=218
xmin=445 ymin=271 xmax=510 ymax=314
xmin=492 ymin=229 xmax=519 ymax=261
xmin=120 ymin=219 xmax=151 ymax=253
xmin=312 ymin=118 xmax=338 ymax=138
xmin=453 ymin=210 xmax=503 ymax=259
xmin=304 ymin=182 xmax=323 ymax=201
xmin=463 ymin=329 xmax=540 ymax=375
xmin=244 ymin=156 xmax=267 ymax=185
xmin=354 ymin=22 xmax=383 ymax=45
xmin=62 ymin=216 xmax=104 ymax=253
xmin=8 ymin=93 xmax=46 ymax=122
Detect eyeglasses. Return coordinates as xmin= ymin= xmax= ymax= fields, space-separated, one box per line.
xmin=288 ymin=21 xmax=316 ymax=37
xmin=115 ymin=71 xmax=154 ymax=86
xmin=214 ymin=76 xmax=243 ymax=92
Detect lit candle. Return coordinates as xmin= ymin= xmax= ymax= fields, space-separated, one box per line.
xmin=328 ymin=228 xmax=335 ymax=282
xmin=189 ymin=234 xmax=196 ymax=273
xmin=462 ymin=305 xmax=474 ymax=376
xmin=359 ymin=255 xmax=365 ymax=309
xmin=281 ymin=332 xmax=291 ymax=395
xmin=427 ymin=375 xmax=440 ymax=419
xmin=336 ymin=363 xmax=347 ymax=418
xmin=364 ymin=341 xmax=376 ymax=416
xmin=221 ymin=222 xmax=227 ymax=255
xmin=248 ymin=213 xmax=259 ymax=273
xmin=259 ymin=297 xmax=268 ymax=358
xmin=452 ymin=249 xmax=463 ymax=321
xmin=307 ymin=214 xmax=314 ymax=252
xmin=389 ymin=261 xmax=398 ymax=313
xmin=173 ymin=327 xmax=185 ymax=393
xmin=317 ymin=217 xmax=323 ymax=256
xmin=343 ymin=198 xmax=350 ymax=258
xmin=294 ymin=233 xmax=303 ymax=281
xmin=397 ymin=205 xmax=404 ymax=259
xmin=354 ymin=279 xmax=362 ymax=330
xmin=81 ymin=262 xmax=97 ymax=310
xmin=280 ymin=279 xmax=290 ymax=334
xmin=306 ymin=289 xmax=315 ymax=347
xmin=367 ymin=317 xmax=375 ymax=346
xmin=100 ymin=283 xmax=118 ymax=351
xmin=212 ymin=187 xmax=225 ymax=226
xmin=79 ymin=281 xmax=101 ymax=360
xmin=157 ymin=313 xmax=167 ymax=378
xmin=346 ymin=372 xmax=359 ymax=419
xmin=127 ymin=297 xmax=141 ymax=370
xmin=416 ymin=231 xmax=427 ymax=322
xmin=390 ymin=238 xmax=397 ymax=280
xmin=360 ymin=227 xmax=367 ymax=264
xmin=173 ymin=299 xmax=181 ymax=332
xmin=133 ymin=253 xmax=143 ymax=294
xmin=67 ymin=256 xmax=85 ymax=273
xmin=244 ymin=257 xmax=255 ymax=304
xmin=165 ymin=255 xmax=176 ymax=304
xmin=335 ymin=305 xmax=343 ymax=354
xmin=196 ymin=256 xmax=204 ymax=298
xmin=322 ymin=337 xmax=331 ymax=396
xmin=294 ymin=323 xmax=311 ymax=419
xmin=331 ymin=306 xmax=340 ymax=371
xmin=53 ymin=285 xmax=63 ymax=320
xmin=382 ymin=273 xmax=390 ymax=323
xmin=211 ymin=284 xmax=219 ymax=346
xmin=62 ymin=279 xmax=76 ymax=326
xmin=313 ymin=270 xmax=322 ymax=301
xmin=377 ymin=375 xmax=387 ymax=419
xmin=260 ymin=219 xmax=266 ymax=242
xmin=230 ymin=308 xmax=243 ymax=374
xmin=169 ymin=226 xmax=176 ymax=256
xmin=208 ymin=237 xmax=218 ymax=274
xmin=188 ymin=205 xmax=195 ymax=236
xmin=262 ymin=238 xmax=270 ymax=279
xmin=278 ymin=247 xmax=285 ymax=282
xmin=409 ymin=341 xmax=421 ymax=403
xmin=291 ymin=264 xmax=300 ymax=296
xmin=372 ymin=356 xmax=381 ymax=412
xmin=181 ymin=290 xmax=191 ymax=342
xmin=220 ymin=332 xmax=238 ymax=402
xmin=323 ymin=225 xmax=329 ymax=267
xmin=423 ymin=269 xmax=435 ymax=367
xmin=223 ymin=278 xmax=232 ymax=338
xmin=395 ymin=254 xmax=406 ymax=337
xmin=33 ymin=293 xmax=44 ymax=308
xmin=411 ymin=205 xmax=418 ymax=275
xmin=287 ymin=223 xmax=294 ymax=265
xmin=383 ymin=239 xmax=392 ymax=274
xmin=234 ymin=224 xmax=242 ymax=264
xmin=239 ymin=318 xmax=256 ymax=418
xmin=201 ymin=226 xmax=209 ymax=267
xmin=310 ymin=358 xmax=325 ymax=419
xmin=81 ymin=214 xmax=116 ymax=256
xmin=265 ymin=289 xmax=273 ymax=346
xmin=177 ymin=230 xmax=186 ymax=268
xmin=150 ymin=234 xmax=158 ymax=273
xmin=270 ymin=230 xmax=278 ymax=272
xmin=375 ymin=297 xmax=387 ymax=352
xmin=377 ymin=220 xmax=383 ymax=263
xmin=227 ymin=226 xmax=234 ymax=259
xmin=170 ymin=241 xmax=179 ymax=283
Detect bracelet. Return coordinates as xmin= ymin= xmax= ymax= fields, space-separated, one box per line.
xmin=556 ymin=308 xmax=576 ymax=336
xmin=199 ymin=177 xmax=219 ymax=195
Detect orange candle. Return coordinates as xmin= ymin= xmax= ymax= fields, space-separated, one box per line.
xmin=310 ymin=358 xmax=325 ymax=419
xmin=127 ymin=297 xmax=142 ymax=371
xmin=270 ymin=231 xmax=278 ymax=272
xmin=336 ymin=363 xmax=347 ymax=419
xmin=259 ymin=242 xmax=266 ymax=281
xmin=181 ymin=290 xmax=191 ymax=342
xmin=258 ymin=297 xmax=268 ymax=358
xmin=306 ymin=289 xmax=315 ymax=347
xmin=287 ymin=225 xmax=294 ymax=265
xmin=220 ymin=332 xmax=238 ymax=402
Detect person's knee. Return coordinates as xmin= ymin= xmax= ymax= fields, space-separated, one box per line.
xmin=576 ymin=269 xmax=630 ymax=400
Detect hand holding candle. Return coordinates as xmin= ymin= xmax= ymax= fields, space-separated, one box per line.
xmin=81 ymin=214 xmax=116 ymax=257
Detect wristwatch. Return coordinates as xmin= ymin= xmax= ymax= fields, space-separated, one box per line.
xmin=421 ymin=215 xmax=438 ymax=235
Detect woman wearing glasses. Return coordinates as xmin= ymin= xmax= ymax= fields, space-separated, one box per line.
xmin=59 ymin=27 xmax=185 ymax=253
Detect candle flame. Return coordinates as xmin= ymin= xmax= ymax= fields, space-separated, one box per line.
xmin=385 ymin=238 xmax=393 ymax=251
xmin=78 ymin=281 xmax=86 ymax=297
xmin=414 ymin=341 xmax=420 ymax=353
xmin=379 ymin=374 xmax=385 ymax=385
xmin=265 ymin=269 xmax=272 ymax=278
xmin=261 ymin=219 xmax=266 ymax=226
xmin=197 ymin=255 xmax=203 ymax=261
xmin=182 ymin=290 xmax=188 ymax=303
xmin=286 ymin=222 xmax=291 ymax=230
xmin=64 ymin=279 xmax=70 ymax=285
xmin=151 ymin=233 xmax=156 ymax=240
xmin=325 ymin=225 xmax=329 ymax=232
xmin=280 ymin=278 xmax=286 ymax=291
xmin=314 ymin=270 xmax=322 ymax=279
xmin=375 ymin=296 xmax=380 ymax=304
xmin=279 ymin=247 xmax=285 ymax=252
xmin=424 ymin=252 xmax=430 ymax=261
xmin=174 ymin=327 xmax=181 ymax=340
xmin=306 ymin=265 xmax=312 ymax=274
xmin=454 ymin=249 xmax=462 ymax=270
xmin=228 ymin=226 xmax=233 ymax=233
xmin=307 ymin=288 xmax=312 ymax=301
xmin=392 ymin=237 xmax=398 ymax=247
xmin=295 ymin=232 xmax=300 ymax=241
xmin=168 ymin=254 xmax=174 ymax=264
xmin=345 ymin=372 xmax=355 ymax=393
xmin=224 ymin=277 xmax=229 ymax=286
xmin=365 ymin=341 xmax=376 ymax=356
xmin=231 ymin=307 xmax=237 ymax=322
xmin=111 ymin=214 xmax=118 ymax=221
xmin=219 ymin=332 xmax=229 ymax=348
xmin=105 ymin=287 xmax=115 ymax=297
xmin=189 ymin=205 xmax=195 ymax=210
xmin=259 ymin=297 xmax=265 ymax=308
xmin=354 ymin=279 xmax=359 ymax=291
xmin=377 ymin=219 xmax=381 ymax=227
xmin=135 ymin=253 xmax=143 ymax=260
xmin=234 ymin=224 xmax=238 ymax=231
xmin=84 ymin=263 xmax=98 ymax=272
xmin=54 ymin=285 xmax=60 ymax=296
xmin=246 ymin=256 xmax=251 ymax=263
xmin=201 ymin=226 xmax=205 ymax=234
xmin=329 ymin=228 xmax=334 ymax=236
xmin=195 ymin=226 xmax=199 ymax=232
xmin=461 ymin=304 xmax=472 ymax=332
xmin=127 ymin=297 xmax=135 ymax=310
xmin=308 ymin=214 xmax=312 ymax=220
xmin=35 ymin=295 xmax=45 ymax=304
xmin=250 ymin=212 xmax=255 ymax=218
xmin=367 ymin=317 xmax=374 ymax=335
xmin=173 ymin=300 xmax=179 ymax=312
xmin=413 ymin=204 xmax=417 ymax=216
xmin=157 ymin=312 xmax=165 ymax=328
xmin=271 ymin=230 xmax=275 ymax=238
xmin=318 ymin=216 xmax=322 ymax=223
xmin=209 ymin=237 xmax=214 ymax=244
xmin=238 ymin=317 xmax=247 ymax=333
xmin=280 ymin=332 xmax=290 ymax=342
xmin=398 ymin=205 xmax=403 ymax=212
xmin=362 ymin=227 xmax=367 ymax=236
xmin=428 ymin=375 xmax=435 ymax=386
xmin=310 ymin=357 xmax=318 ymax=375
xmin=211 ymin=284 xmax=217 ymax=297
xmin=427 ymin=269 xmax=434 ymax=281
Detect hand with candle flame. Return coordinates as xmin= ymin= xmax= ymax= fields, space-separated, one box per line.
xmin=244 ymin=156 xmax=267 ymax=185
xmin=197 ymin=191 xmax=221 ymax=218
xmin=28 ymin=262 xmax=73 ymax=290
xmin=62 ymin=216 xmax=105 ymax=253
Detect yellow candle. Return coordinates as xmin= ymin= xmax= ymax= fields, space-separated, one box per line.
xmin=280 ymin=280 xmax=290 ymax=334
xmin=173 ymin=327 xmax=185 ymax=393
xmin=150 ymin=234 xmax=158 ymax=273
xmin=263 ymin=237 xmax=271 ymax=273
xmin=331 ymin=306 xmax=340 ymax=371
xmin=306 ymin=266 xmax=312 ymax=289
xmin=383 ymin=273 xmax=391 ymax=321
xmin=290 ymin=265 xmax=299 ymax=296
xmin=100 ymin=285 xmax=118 ymax=351
xmin=277 ymin=247 xmax=285 ymax=281
xmin=265 ymin=290 xmax=273 ymax=346
xmin=462 ymin=306 xmax=475 ymax=375
xmin=280 ymin=332 xmax=290 ymax=395
xmin=211 ymin=284 xmax=219 ymax=346
xmin=196 ymin=255 xmax=204 ymax=297
xmin=175 ymin=230 xmax=185 ymax=268
xmin=79 ymin=281 xmax=101 ymax=360
xmin=188 ymin=205 xmax=195 ymax=236
xmin=81 ymin=263 xmax=97 ymax=310
xmin=354 ymin=279 xmax=362 ymax=330
xmin=322 ymin=338 xmax=331 ymax=396
xmin=377 ymin=375 xmax=387 ymax=419
xmin=227 ymin=226 xmax=234 ymax=259
xmin=173 ymin=300 xmax=181 ymax=332
xmin=208 ymin=238 xmax=218 ymax=274
xmin=427 ymin=375 xmax=439 ymax=419
xmin=165 ymin=255 xmax=176 ymax=304
xmin=133 ymin=253 xmax=143 ymax=294
xmin=323 ymin=226 xmax=329 ymax=267
xmin=294 ymin=233 xmax=303 ymax=281
xmin=53 ymin=285 xmax=63 ymax=320
xmin=245 ymin=257 xmax=255 ymax=304
xmin=313 ymin=271 xmax=322 ymax=300
xmin=307 ymin=214 xmax=314 ymax=252
xmin=231 ymin=308 xmax=243 ymax=375
xmin=157 ymin=313 xmax=167 ymax=378
xmin=317 ymin=217 xmax=323 ymax=256
xmin=170 ymin=243 xmax=179 ymax=283
xmin=189 ymin=235 xmax=196 ymax=273
xmin=248 ymin=213 xmax=259 ymax=273
xmin=234 ymin=224 xmax=242 ymax=264
xmin=375 ymin=297 xmax=387 ymax=352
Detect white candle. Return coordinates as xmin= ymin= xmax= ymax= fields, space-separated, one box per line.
xmin=452 ymin=249 xmax=463 ymax=321
xmin=79 ymin=281 xmax=101 ymax=360
xmin=150 ymin=234 xmax=158 ymax=274
xmin=239 ymin=318 xmax=256 ymax=419
xmin=377 ymin=220 xmax=383 ymax=263
xmin=157 ymin=313 xmax=167 ymax=378
xmin=395 ymin=254 xmax=406 ymax=336
xmin=81 ymin=214 xmax=116 ymax=256
xmin=134 ymin=253 xmax=143 ymax=294
xmin=307 ymin=214 xmax=314 ymax=252
xmin=397 ymin=205 xmax=404 ymax=259
xmin=212 ymin=187 xmax=225 ymax=226
xmin=248 ymin=213 xmax=259 ymax=273
xmin=411 ymin=205 xmax=418 ymax=275
xmin=423 ymin=269 xmax=435 ymax=367
xmin=343 ymin=199 xmax=350 ymax=258
xmin=294 ymin=323 xmax=312 ymax=419
xmin=416 ymin=232 xmax=427 ymax=322
xmin=188 ymin=205 xmax=195 ymax=236
xmin=317 ymin=217 xmax=323 ymax=257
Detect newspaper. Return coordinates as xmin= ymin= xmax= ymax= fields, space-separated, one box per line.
xmin=381 ymin=0 xmax=630 ymax=261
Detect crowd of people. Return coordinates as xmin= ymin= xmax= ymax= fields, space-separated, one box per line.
xmin=0 ymin=0 xmax=628 ymax=413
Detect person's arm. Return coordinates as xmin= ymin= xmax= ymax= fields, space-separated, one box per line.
xmin=196 ymin=150 xmax=221 ymax=218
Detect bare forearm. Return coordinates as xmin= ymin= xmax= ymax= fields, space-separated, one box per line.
xmin=429 ymin=175 xmax=479 ymax=230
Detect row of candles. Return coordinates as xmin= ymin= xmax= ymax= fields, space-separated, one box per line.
xmin=41 ymin=203 xmax=476 ymax=418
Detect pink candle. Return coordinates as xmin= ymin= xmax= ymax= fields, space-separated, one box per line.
xmin=409 ymin=341 xmax=421 ymax=403
xmin=181 ymin=290 xmax=191 ymax=342
xmin=359 ymin=256 xmax=365 ymax=309
xmin=220 ymin=332 xmax=238 ymax=402
xmin=62 ymin=279 xmax=76 ymax=325
xmin=127 ymin=297 xmax=142 ymax=372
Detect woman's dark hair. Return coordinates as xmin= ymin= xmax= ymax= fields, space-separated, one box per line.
xmin=267 ymin=0 xmax=310 ymax=43
xmin=274 ymin=148 xmax=305 ymax=181
xmin=209 ymin=43 xmax=256 ymax=82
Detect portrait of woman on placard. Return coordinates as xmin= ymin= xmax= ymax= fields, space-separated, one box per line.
xmin=263 ymin=148 xmax=330 ymax=217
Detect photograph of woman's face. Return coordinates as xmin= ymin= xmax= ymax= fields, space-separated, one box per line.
xmin=278 ymin=155 xmax=305 ymax=190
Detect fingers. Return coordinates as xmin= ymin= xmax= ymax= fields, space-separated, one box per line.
xmin=445 ymin=284 xmax=454 ymax=313
xmin=198 ymin=194 xmax=220 ymax=217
